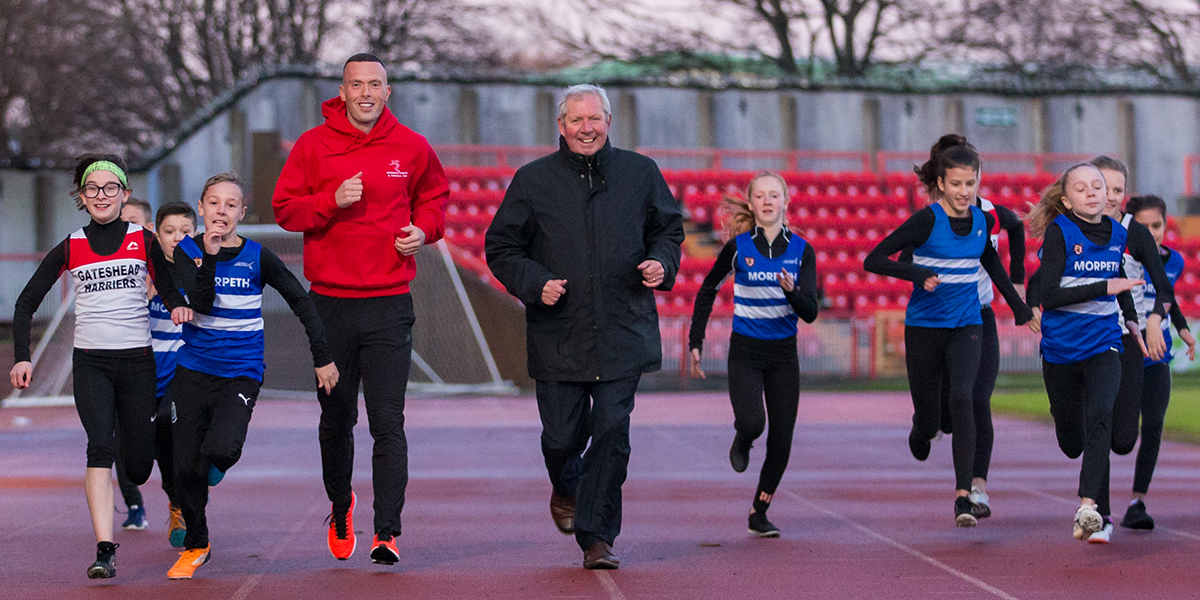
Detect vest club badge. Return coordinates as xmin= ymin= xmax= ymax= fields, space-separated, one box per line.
xmin=745 ymin=257 xmax=755 ymax=267
xmin=1073 ymin=244 xmax=1084 ymax=255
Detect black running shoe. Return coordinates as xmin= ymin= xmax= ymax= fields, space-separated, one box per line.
xmin=748 ymin=511 xmax=781 ymax=537
xmin=1120 ymin=500 xmax=1155 ymax=530
xmin=908 ymin=427 xmax=931 ymax=461
xmin=729 ymin=433 xmax=752 ymax=473
xmin=87 ymin=542 xmax=118 ymax=579
xmin=954 ymin=497 xmax=977 ymax=528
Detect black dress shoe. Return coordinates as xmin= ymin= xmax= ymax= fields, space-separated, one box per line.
xmin=583 ymin=541 xmax=619 ymax=570
xmin=550 ymin=493 xmax=576 ymax=535
xmin=729 ymin=432 xmax=752 ymax=473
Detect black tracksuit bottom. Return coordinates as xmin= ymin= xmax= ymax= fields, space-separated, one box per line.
xmin=904 ymin=324 xmax=983 ymax=491
xmin=173 ymin=365 xmax=260 ymax=549
xmin=1112 ymin=333 xmax=1146 ymax=455
xmin=1042 ymin=349 xmax=1120 ymax=517
xmin=73 ymin=348 xmax=157 ymax=480
xmin=727 ymin=333 xmax=800 ymax=509
xmin=115 ymin=390 xmax=178 ymax=507
xmin=1133 ymin=362 xmax=1172 ymax=494
xmin=537 ymin=375 xmax=640 ymax=552
xmin=312 ymin=292 xmax=414 ymax=537
xmin=939 ymin=306 xmax=999 ymax=481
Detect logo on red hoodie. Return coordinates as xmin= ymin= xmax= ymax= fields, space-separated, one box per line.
xmin=387 ymin=160 xmax=408 ymax=178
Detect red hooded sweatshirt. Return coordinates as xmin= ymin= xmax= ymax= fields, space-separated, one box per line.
xmin=272 ymin=97 xmax=448 ymax=297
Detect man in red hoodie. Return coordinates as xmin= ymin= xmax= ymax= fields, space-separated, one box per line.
xmin=272 ymin=53 xmax=447 ymax=567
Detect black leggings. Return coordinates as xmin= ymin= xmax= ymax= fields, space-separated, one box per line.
xmin=1042 ymin=350 xmax=1120 ymax=516
xmin=72 ymin=348 xmax=157 ymax=479
xmin=1111 ymin=333 xmax=1146 ymax=455
xmin=727 ymin=333 xmax=800 ymax=505
xmin=905 ymin=324 xmax=983 ymax=491
xmin=939 ymin=307 xmax=998 ymax=481
xmin=115 ymin=391 xmax=177 ymax=507
xmin=1133 ymin=362 xmax=1172 ymax=494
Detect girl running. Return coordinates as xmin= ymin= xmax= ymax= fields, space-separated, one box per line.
xmin=1121 ymin=194 xmax=1196 ymax=530
xmin=864 ymin=139 xmax=1031 ymax=527
xmin=688 ymin=171 xmax=819 ymax=537
xmin=1027 ymin=163 xmax=1146 ymax=542
xmin=10 ymin=154 xmax=188 ymax=578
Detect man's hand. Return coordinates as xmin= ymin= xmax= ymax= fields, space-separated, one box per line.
xmin=10 ymin=361 xmax=32 ymax=390
xmin=778 ymin=269 xmax=795 ymax=293
xmin=689 ymin=348 xmax=706 ymax=379
xmin=203 ymin=225 xmax=224 ymax=255
xmin=171 ymin=306 xmax=194 ymax=325
xmin=1028 ymin=307 xmax=1042 ymax=334
xmin=395 ymin=224 xmax=426 ymax=256
xmin=315 ymin=362 xmax=339 ymax=395
xmin=542 ymin=279 xmax=567 ymax=306
xmin=638 ymin=260 xmax=664 ymax=288
xmin=1182 ymin=328 xmax=1197 ymax=361
xmin=335 ymin=172 xmax=363 ymax=208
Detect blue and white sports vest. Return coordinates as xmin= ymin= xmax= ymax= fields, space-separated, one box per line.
xmin=975 ymin=198 xmax=1002 ymax=306
xmin=176 ymin=236 xmax=266 ymax=381
xmin=1120 ymin=214 xmax=1148 ymax=329
xmin=1144 ymin=246 xmax=1185 ymax=366
xmin=1041 ymin=214 xmax=1127 ymax=364
xmin=906 ymin=204 xmax=987 ymax=328
xmin=149 ymin=291 xmax=184 ymax=397
xmin=731 ymin=231 xmax=807 ymax=340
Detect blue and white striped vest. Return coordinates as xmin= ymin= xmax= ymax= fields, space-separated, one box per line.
xmin=177 ymin=236 xmax=266 ymax=381
xmin=906 ymin=204 xmax=987 ymax=328
xmin=1144 ymin=246 xmax=1185 ymax=366
xmin=1041 ymin=214 xmax=1127 ymax=364
xmin=731 ymin=231 xmax=807 ymax=340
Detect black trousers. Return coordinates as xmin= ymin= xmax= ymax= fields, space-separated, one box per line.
xmin=1133 ymin=362 xmax=1172 ymax=494
xmin=1111 ymin=333 xmax=1146 ymax=455
xmin=1042 ymin=350 xmax=1120 ymax=516
xmin=727 ymin=333 xmax=800 ymax=504
xmin=904 ymin=325 xmax=982 ymax=491
xmin=938 ymin=307 xmax=999 ymax=481
xmin=115 ymin=391 xmax=177 ymax=507
xmin=312 ymin=292 xmax=414 ymax=537
xmin=72 ymin=348 xmax=156 ymax=479
xmin=536 ymin=375 xmax=639 ymax=551
xmin=173 ymin=366 xmax=260 ymax=549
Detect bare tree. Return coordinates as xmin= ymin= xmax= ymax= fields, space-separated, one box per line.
xmin=1113 ymin=0 xmax=1200 ymax=83
xmin=361 ymin=0 xmax=505 ymax=68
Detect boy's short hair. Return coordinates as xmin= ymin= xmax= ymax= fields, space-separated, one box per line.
xmin=200 ymin=172 xmax=245 ymax=205
xmin=123 ymin=197 xmax=152 ymax=223
xmin=156 ymin=202 xmax=198 ymax=229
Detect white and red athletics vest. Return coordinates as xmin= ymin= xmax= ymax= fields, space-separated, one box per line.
xmin=67 ymin=223 xmax=153 ymax=350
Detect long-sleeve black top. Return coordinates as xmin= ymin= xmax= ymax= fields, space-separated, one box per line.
xmin=172 ymin=235 xmax=333 ymax=368
xmin=1032 ymin=217 xmax=1171 ymax=324
xmin=1035 ymin=213 xmax=1138 ymax=323
xmin=13 ymin=218 xmax=185 ymax=363
xmin=863 ymin=205 xmax=1032 ymax=324
xmin=688 ymin=227 xmax=819 ymax=352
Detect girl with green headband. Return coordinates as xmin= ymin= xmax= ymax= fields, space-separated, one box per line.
xmin=10 ymin=153 xmax=191 ymax=579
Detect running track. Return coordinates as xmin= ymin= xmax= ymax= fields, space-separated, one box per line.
xmin=2 ymin=391 xmax=1199 ymax=599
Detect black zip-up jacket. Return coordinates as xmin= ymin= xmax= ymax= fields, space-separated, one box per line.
xmin=485 ymin=137 xmax=685 ymax=381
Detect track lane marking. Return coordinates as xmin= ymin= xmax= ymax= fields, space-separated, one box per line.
xmin=593 ymin=570 xmax=628 ymax=600
xmin=230 ymin=503 xmax=322 ymax=600
xmin=779 ymin=490 xmax=1022 ymax=600
xmin=1023 ymin=487 xmax=1200 ymax=542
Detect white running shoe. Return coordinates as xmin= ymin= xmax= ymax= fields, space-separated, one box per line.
xmin=1088 ymin=521 xmax=1114 ymax=544
xmin=969 ymin=487 xmax=991 ymax=519
xmin=1073 ymin=505 xmax=1103 ymax=540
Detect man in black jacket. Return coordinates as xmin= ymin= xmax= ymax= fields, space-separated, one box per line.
xmin=485 ymin=84 xmax=684 ymax=569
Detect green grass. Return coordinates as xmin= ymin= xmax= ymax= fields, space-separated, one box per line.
xmin=992 ymin=373 xmax=1200 ymax=444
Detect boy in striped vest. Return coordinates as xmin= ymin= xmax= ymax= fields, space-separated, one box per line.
xmin=166 ymin=173 xmax=339 ymax=579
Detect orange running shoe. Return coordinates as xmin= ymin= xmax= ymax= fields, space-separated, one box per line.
xmin=370 ymin=534 xmax=399 ymax=565
xmin=167 ymin=546 xmax=210 ymax=579
xmin=326 ymin=491 xmax=356 ymax=560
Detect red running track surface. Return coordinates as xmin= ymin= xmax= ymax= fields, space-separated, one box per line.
xmin=1 ymin=391 xmax=1199 ymax=599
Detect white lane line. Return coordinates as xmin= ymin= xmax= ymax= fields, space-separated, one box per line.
xmin=230 ymin=503 xmax=322 ymax=600
xmin=1023 ymin=487 xmax=1200 ymax=542
xmin=779 ymin=490 xmax=1021 ymax=600
xmin=593 ymin=570 xmax=628 ymax=600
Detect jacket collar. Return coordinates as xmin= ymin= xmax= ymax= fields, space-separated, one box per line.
xmin=558 ymin=136 xmax=614 ymax=174
xmin=318 ymin=96 xmax=399 ymax=154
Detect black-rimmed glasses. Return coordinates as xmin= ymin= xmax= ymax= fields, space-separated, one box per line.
xmin=82 ymin=183 xmax=124 ymax=198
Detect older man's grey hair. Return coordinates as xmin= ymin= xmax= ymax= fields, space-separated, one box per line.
xmin=557 ymin=84 xmax=611 ymax=120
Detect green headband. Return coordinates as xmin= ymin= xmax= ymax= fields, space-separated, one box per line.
xmin=80 ymin=161 xmax=128 ymax=188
